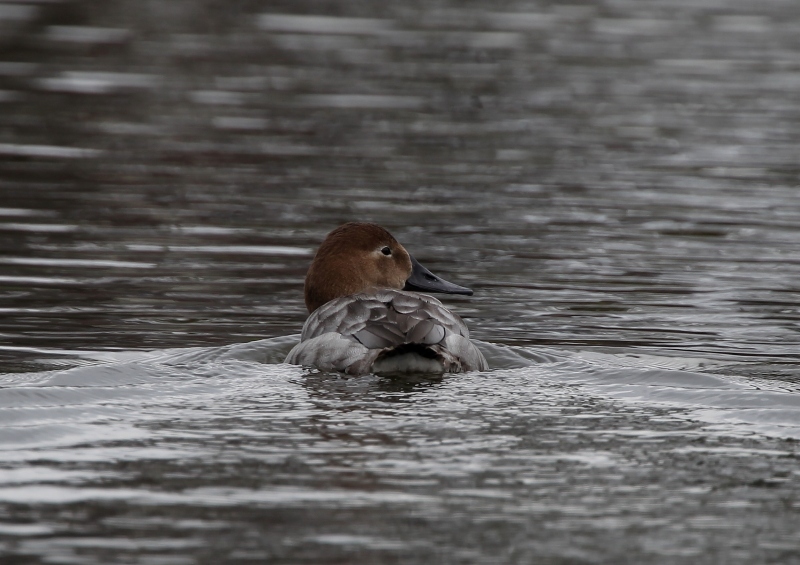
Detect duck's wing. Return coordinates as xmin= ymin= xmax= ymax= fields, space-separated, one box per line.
xmin=285 ymin=294 xmax=392 ymax=374
xmin=284 ymin=332 xmax=379 ymax=375
xmin=288 ymin=290 xmax=486 ymax=374
xmin=302 ymin=290 xmax=467 ymax=341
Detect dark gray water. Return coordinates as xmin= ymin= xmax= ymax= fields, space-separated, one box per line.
xmin=2 ymin=0 xmax=800 ymax=563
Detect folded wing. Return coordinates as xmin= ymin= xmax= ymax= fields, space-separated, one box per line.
xmin=286 ymin=290 xmax=487 ymax=374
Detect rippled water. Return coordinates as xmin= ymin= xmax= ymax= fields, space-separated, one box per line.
xmin=2 ymin=0 xmax=800 ymax=563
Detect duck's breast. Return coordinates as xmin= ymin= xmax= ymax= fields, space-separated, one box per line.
xmin=285 ymin=289 xmax=487 ymax=374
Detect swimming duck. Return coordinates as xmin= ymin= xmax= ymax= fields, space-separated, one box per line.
xmin=285 ymin=222 xmax=488 ymax=375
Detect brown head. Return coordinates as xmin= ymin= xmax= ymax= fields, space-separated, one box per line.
xmin=303 ymin=222 xmax=473 ymax=312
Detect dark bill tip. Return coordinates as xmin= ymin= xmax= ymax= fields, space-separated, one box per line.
xmin=403 ymin=255 xmax=473 ymax=296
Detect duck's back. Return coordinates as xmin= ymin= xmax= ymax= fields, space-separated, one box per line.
xmin=285 ymin=289 xmax=487 ymax=375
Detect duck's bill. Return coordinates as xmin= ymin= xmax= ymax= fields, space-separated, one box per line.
xmin=403 ymin=255 xmax=474 ymax=296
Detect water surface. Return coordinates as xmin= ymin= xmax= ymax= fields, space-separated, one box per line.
xmin=2 ymin=0 xmax=800 ymax=563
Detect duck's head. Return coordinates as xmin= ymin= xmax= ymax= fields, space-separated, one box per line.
xmin=303 ymin=222 xmax=473 ymax=312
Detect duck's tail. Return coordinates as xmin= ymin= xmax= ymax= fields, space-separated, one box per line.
xmin=371 ymin=343 xmax=460 ymax=375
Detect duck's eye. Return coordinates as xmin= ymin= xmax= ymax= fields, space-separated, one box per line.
xmin=381 ymin=246 xmax=392 ymax=256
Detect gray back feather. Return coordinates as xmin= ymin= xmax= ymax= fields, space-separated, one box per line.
xmin=301 ymin=290 xmax=469 ymax=347
xmin=288 ymin=290 xmax=487 ymax=374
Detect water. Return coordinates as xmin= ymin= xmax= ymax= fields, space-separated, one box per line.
xmin=2 ymin=0 xmax=800 ymax=563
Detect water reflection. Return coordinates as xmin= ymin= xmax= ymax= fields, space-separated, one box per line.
xmin=304 ymin=371 xmax=446 ymax=399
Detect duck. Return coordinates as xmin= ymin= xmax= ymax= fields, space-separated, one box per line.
xmin=285 ymin=222 xmax=488 ymax=375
